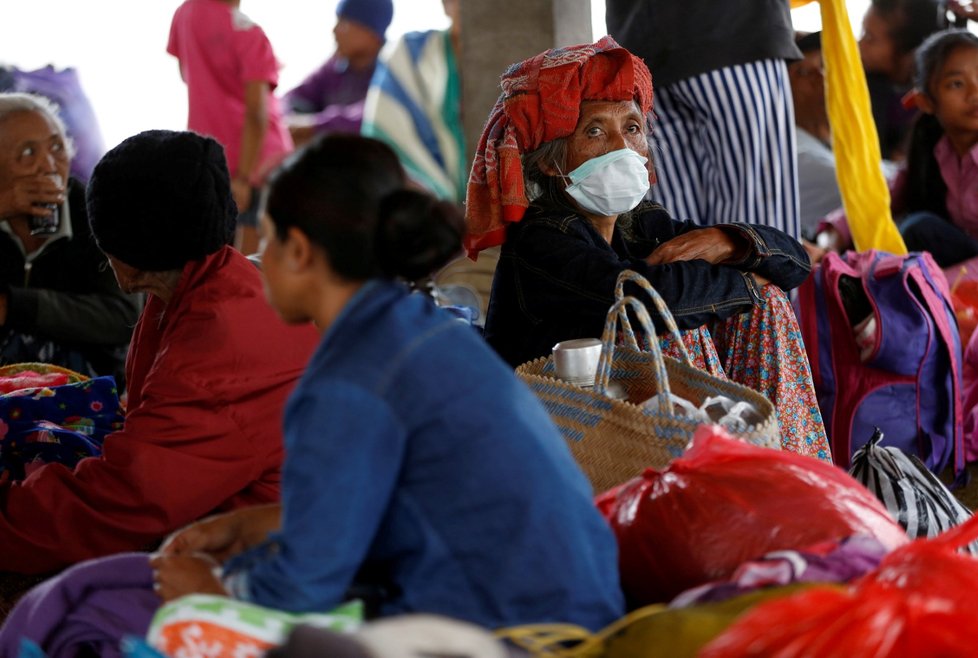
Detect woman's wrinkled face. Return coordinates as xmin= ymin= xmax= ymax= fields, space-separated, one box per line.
xmin=105 ymin=256 xmax=141 ymax=294
xmin=562 ymin=100 xmax=649 ymax=174
xmin=0 ymin=110 xmax=70 ymax=189
xmin=104 ymin=255 xmax=178 ymax=300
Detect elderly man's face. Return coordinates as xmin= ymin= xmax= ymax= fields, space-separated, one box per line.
xmin=0 ymin=110 xmax=70 ymax=191
xmin=563 ymin=100 xmax=649 ymax=174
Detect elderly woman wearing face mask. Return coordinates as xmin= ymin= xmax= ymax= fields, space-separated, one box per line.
xmin=0 ymin=92 xmax=140 ymax=380
xmin=466 ymin=37 xmax=830 ymax=461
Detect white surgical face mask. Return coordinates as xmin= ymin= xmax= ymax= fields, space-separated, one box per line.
xmin=559 ymin=148 xmax=651 ymax=217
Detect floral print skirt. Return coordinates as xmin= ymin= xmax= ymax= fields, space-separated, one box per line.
xmin=657 ymin=285 xmax=831 ymax=462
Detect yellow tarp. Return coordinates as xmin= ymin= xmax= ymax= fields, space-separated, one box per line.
xmin=791 ymin=0 xmax=907 ymax=254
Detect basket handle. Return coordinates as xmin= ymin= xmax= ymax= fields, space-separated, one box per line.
xmin=595 ymin=295 xmax=673 ymax=416
xmin=614 ymin=270 xmax=694 ymax=366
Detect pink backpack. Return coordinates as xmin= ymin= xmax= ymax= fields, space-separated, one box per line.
xmin=795 ymin=250 xmax=964 ymax=474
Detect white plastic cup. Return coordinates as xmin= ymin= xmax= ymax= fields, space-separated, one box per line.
xmin=552 ymin=338 xmax=602 ymax=386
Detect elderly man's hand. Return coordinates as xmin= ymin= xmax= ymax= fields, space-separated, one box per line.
xmin=0 ymin=174 xmax=65 ymax=222
xmin=646 ymin=228 xmax=744 ymax=266
xmin=150 ymin=552 xmax=227 ymax=602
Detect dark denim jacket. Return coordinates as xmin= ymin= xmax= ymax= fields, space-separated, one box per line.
xmin=484 ymin=198 xmax=811 ymax=367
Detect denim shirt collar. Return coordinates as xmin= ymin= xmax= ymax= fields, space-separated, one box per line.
xmin=529 ymin=192 xmax=639 ymax=260
xmin=312 ymin=278 xmax=406 ymax=364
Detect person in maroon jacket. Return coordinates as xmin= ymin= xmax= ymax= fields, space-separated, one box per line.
xmin=0 ymin=130 xmax=319 ymax=575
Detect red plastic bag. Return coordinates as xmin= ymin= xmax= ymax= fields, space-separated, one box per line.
xmin=700 ymin=506 xmax=978 ymax=657
xmin=605 ymin=426 xmax=908 ymax=606
xmin=946 ymin=260 xmax=978 ymax=344
xmin=951 ymin=279 xmax=978 ymax=345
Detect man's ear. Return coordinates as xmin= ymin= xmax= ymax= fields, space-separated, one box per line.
xmin=284 ymin=226 xmax=314 ymax=272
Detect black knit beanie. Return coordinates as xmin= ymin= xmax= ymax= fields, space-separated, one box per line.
xmin=87 ymin=130 xmax=237 ymax=271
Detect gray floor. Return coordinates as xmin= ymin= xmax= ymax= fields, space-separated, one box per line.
xmin=946 ymin=462 xmax=978 ymax=511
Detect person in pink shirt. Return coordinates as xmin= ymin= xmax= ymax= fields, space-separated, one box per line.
xmin=817 ymin=28 xmax=978 ymax=268
xmin=886 ymin=28 xmax=978 ymax=267
xmin=167 ymin=0 xmax=293 ymax=255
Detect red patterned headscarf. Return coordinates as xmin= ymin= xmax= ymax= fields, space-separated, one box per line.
xmin=463 ymin=36 xmax=653 ymax=258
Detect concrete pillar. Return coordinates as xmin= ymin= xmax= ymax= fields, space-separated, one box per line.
xmin=460 ymin=0 xmax=593 ymax=166
xmin=435 ymin=0 xmax=592 ymax=324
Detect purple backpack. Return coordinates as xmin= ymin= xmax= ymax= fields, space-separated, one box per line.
xmin=796 ymin=250 xmax=964 ymax=474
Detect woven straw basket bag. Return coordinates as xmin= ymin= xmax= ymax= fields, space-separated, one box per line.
xmin=0 ymin=362 xmax=89 ymax=384
xmin=516 ymin=271 xmax=780 ymax=493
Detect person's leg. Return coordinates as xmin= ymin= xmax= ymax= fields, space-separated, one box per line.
xmin=710 ymin=285 xmax=831 ymax=462
xmin=899 ymin=211 xmax=978 ymax=268
xmin=661 ymin=59 xmax=800 ymax=238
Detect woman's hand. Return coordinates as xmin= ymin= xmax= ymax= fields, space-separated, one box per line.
xmin=158 ymin=504 xmax=281 ymax=564
xmin=802 ymin=239 xmax=828 ymax=266
xmin=0 ymin=174 xmax=65 ymax=222
xmin=150 ymin=552 xmax=227 ymax=602
xmin=646 ymin=228 xmax=743 ymax=266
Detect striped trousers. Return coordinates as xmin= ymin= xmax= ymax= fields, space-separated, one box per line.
xmin=650 ymin=59 xmax=801 ymax=240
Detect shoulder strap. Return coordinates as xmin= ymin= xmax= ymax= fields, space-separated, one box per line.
xmin=909 ymin=255 xmax=965 ymax=473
